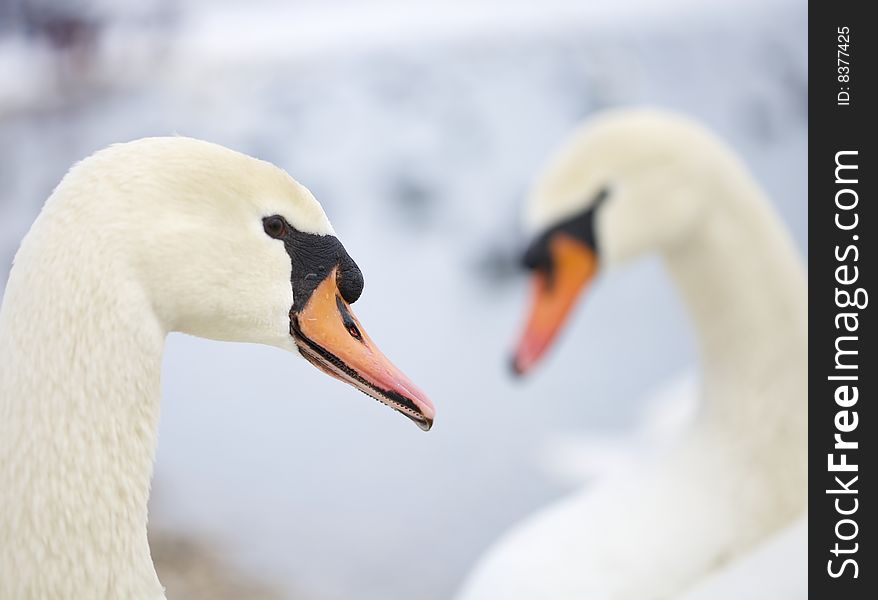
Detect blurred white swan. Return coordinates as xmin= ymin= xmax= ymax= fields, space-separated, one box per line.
xmin=0 ymin=138 xmax=433 ymax=599
xmin=537 ymin=372 xmax=806 ymax=599
xmin=457 ymin=108 xmax=807 ymax=599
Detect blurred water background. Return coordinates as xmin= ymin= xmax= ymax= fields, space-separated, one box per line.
xmin=0 ymin=1 xmax=806 ymax=598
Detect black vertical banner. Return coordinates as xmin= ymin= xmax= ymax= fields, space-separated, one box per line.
xmin=809 ymin=2 xmax=875 ymax=598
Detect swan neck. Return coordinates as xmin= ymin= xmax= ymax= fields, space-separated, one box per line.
xmin=0 ymin=220 xmax=166 ymax=598
xmin=662 ymin=172 xmax=807 ymax=415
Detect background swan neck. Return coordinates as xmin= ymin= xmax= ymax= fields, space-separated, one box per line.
xmin=0 ymin=211 xmax=166 ymax=598
xmin=662 ymin=168 xmax=807 ymax=419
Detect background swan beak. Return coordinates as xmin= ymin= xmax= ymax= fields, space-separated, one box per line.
xmin=291 ymin=272 xmax=435 ymax=430
xmin=512 ymin=234 xmax=597 ymax=376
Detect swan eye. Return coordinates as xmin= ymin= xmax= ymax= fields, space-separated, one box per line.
xmin=263 ymin=215 xmax=287 ymax=239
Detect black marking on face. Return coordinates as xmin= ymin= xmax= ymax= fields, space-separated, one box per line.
xmin=263 ymin=215 xmax=364 ymax=312
xmin=521 ymin=187 xmax=608 ymax=279
xmin=269 ymin=218 xmax=428 ymax=429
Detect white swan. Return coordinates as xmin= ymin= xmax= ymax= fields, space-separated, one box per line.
xmin=0 ymin=137 xmax=434 ymax=599
xmin=457 ymin=108 xmax=806 ymax=599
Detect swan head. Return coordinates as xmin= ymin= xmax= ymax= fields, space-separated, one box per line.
xmin=512 ymin=108 xmax=716 ymax=374
xmin=66 ymin=137 xmax=434 ymax=429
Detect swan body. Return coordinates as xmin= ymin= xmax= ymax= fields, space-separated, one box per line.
xmin=458 ymin=109 xmax=806 ymax=599
xmin=0 ymin=137 xmax=433 ymax=599
xmin=679 ymin=515 xmax=807 ymax=600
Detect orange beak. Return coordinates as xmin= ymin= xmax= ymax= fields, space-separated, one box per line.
xmin=291 ymin=269 xmax=434 ymax=430
xmin=512 ymin=233 xmax=598 ymax=375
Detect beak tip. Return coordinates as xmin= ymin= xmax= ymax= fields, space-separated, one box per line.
xmin=510 ymin=349 xmax=537 ymax=378
xmin=509 ymin=355 xmax=526 ymax=377
xmin=408 ymin=410 xmax=433 ymax=431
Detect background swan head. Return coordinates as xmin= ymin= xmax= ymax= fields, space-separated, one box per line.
xmin=40 ymin=136 xmax=434 ymax=428
xmin=512 ymin=108 xmax=724 ymax=374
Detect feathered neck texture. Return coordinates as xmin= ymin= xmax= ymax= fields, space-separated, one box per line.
xmin=661 ymin=153 xmax=806 ymax=424
xmin=664 ymin=155 xmax=807 ymax=380
xmin=1 ymin=197 xmax=167 ymax=599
